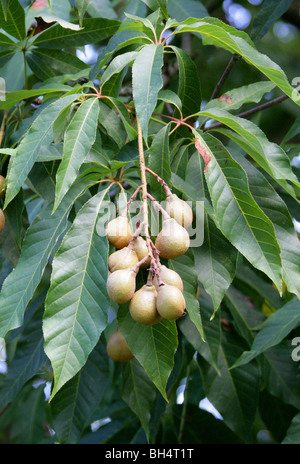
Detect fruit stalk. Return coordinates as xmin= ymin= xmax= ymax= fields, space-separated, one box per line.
xmin=136 ymin=117 xmax=160 ymax=279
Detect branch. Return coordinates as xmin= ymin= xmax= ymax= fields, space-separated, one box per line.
xmin=209 ymin=54 xmax=241 ymax=101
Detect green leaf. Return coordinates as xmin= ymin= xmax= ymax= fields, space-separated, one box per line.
xmin=85 ymin=0 xmax=118 ymax=20
xmin=169 ymin=45 xmax=202 ymax=118
xmin=282 ymin=412 xmax=300 ymax=444
xmin=43 ymin=189 xmax=112 ymax=400
xmin=203 ymin=80 xmax=276 ymax=114
xmin=140 ymin=0 xmax=168 ymax=19
xmin=50 ymin=336 xmax=110 ymax=444
xmin=172 ymin=17 xmax=300 ymax=106
xmin=0 ymin=179 xmax=91 ymax=339
xmin=0 ymin=306 xmax=46 ymax=410
xmin=0 ymin=87 xmax=71 ymax=111
xmin=157 ymin=89 xmax=182 ymax=114
xmin=54 ymin=97 xmax=100 ymax=211
xmin=26 ymin=49 xmax=89 ymax=80
xmin=132 ymin=43 xmax=164 ymax=142
xmin=122 ymin=359 xmax=156 ymax=440
xmin=100 ymin=50 xmax=139 ymax=87
xmin=147 ymin=123 xmax=171 ymax=201
xmin=4 ymin=94 xmax=82 ymax=208
xmin=200 ymin=108 xmax=299 ymax=189
xmin=198 ymin=329 xmax=260 ymax=440
xmin=167 ymin=0 xmax=208 ymax=22
xmin=32 ymin=17 xmax=120 ymax=49
xmin=0 ymin=48 xmax=16 ymax=67
xmin=251 ymin=0 xmax=293 ymax=42
xmin=117 ymin=304 xmax=178 ymax=401
xmin=261 ymin=342 xmax=300 ymax=410
xmin=0 ymin=31 xmax=16 ymax=50
xmin=178 ymin=290 xmax=221 ymax=374
xmin=106 ymin=97 xmax=137 ymax=141
xmin=211 ymin=126 xmax=298 ymax=200
xmin=232 ymin=151 xmax=300 ymax=299
xmin=195 ymin=131 xmax=283 ymax=292
xmin=231 ymin=298 xmax=300 ymax=369
xmin=98 ymin=100 xmax=127 ymax=149
xmin=36 ymin=13 xmax=82 ymax=30
xmin=0 ymin=0 xmax=26 ymax=41
xmin=185 ymin=151 xmax=238 ymax=312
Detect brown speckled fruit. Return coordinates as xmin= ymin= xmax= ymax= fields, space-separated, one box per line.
xmin=108 ymin=247 xmax=139 ymax=272
xmin=155 ymin=218 xmax=190 ymax=259
xmin=106 ymin=268 xmax=136 ymax=304
xmin=129 ymin=284 xmax=161 ymax=325
xmin=106 ymin=216 xmax=132 ymax=249
xmin=156 ymin=284 xmax=186 ymax=320
xmin=107 ymin=330 xmax=134 ymax=362
xmin=165 ymin=193 xmax=193 ymax=228
xmin=153 ymin=265 xmax=183 ymax=292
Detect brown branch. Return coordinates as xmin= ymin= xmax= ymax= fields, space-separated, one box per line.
xmin=209 ymin=54 xmax=241 ymax=101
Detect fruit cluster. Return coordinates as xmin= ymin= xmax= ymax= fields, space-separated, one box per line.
xmin=106 ymin=187 xmax=193 ymax=362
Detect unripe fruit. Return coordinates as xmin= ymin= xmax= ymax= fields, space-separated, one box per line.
xmin=0 ymin=209 xmax=5 ymax=232
xmin=129 ymin=284 xmax=162 ymax=325
xmin=156 ymin=284 xmax=186 ymax=320
xmin=107 ymin=330 xmax=134 ymax=362
xmin=0 ymin=175 xmax=5 ymax=199
xmin=155 ymin=218 xmax=190 ymax=259
xmin=132 ymin=236 xmax=151 ymax=268
xmin=153 ymin=265 xmax=183 ymax=292
xmin=106 ymin=268 xmax=136 ymax=304
xmin=106 ymin=216 xmax=132 ymax=249
xmin=165 ymin=193 xmax=193 ymax=228
xmin=108 ymin=247 xmax=139 ymax=272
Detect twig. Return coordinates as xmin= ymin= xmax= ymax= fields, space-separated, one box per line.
xmin=209 ymin=54 xmax=241 ymax=101
xmin=0 ymin=111 xmax=8 ymax=148
xmin=145 ymin=167 xmax=172 ymax=196
xmin=146 ymin=192 xmax=170 ymax=220
xmin=121 ymin=184 xmax=143 ymax=216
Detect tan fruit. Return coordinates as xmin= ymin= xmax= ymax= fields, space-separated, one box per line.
xmin=106 ymin=216 xmax=132 ymax=249
xmin=107 ymin=330 xmax=134 ymax=362
xmin=0 ymin=175 xmax=5 ymax=199
xmin=106 ymin=268 xmax=136 ymax=304
xmin=153 ymin=265 xmax=183 ymax=292
xmin=108 ymin=247 xmax=139 ymax=272
xmin=155 ymin=218 xmax=190 ymax=259
xmin=156 ymin=284 xmax=186 ymax=320
xmin=165 ymin=193 xmax=193 ymax=228
xmin=0 ymin=209 xmax=5 ymax=232
xmin=132 ymin=236 xmax=151 ymax=268
xmin=129 ymin=284 xmax=162 ymax=325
